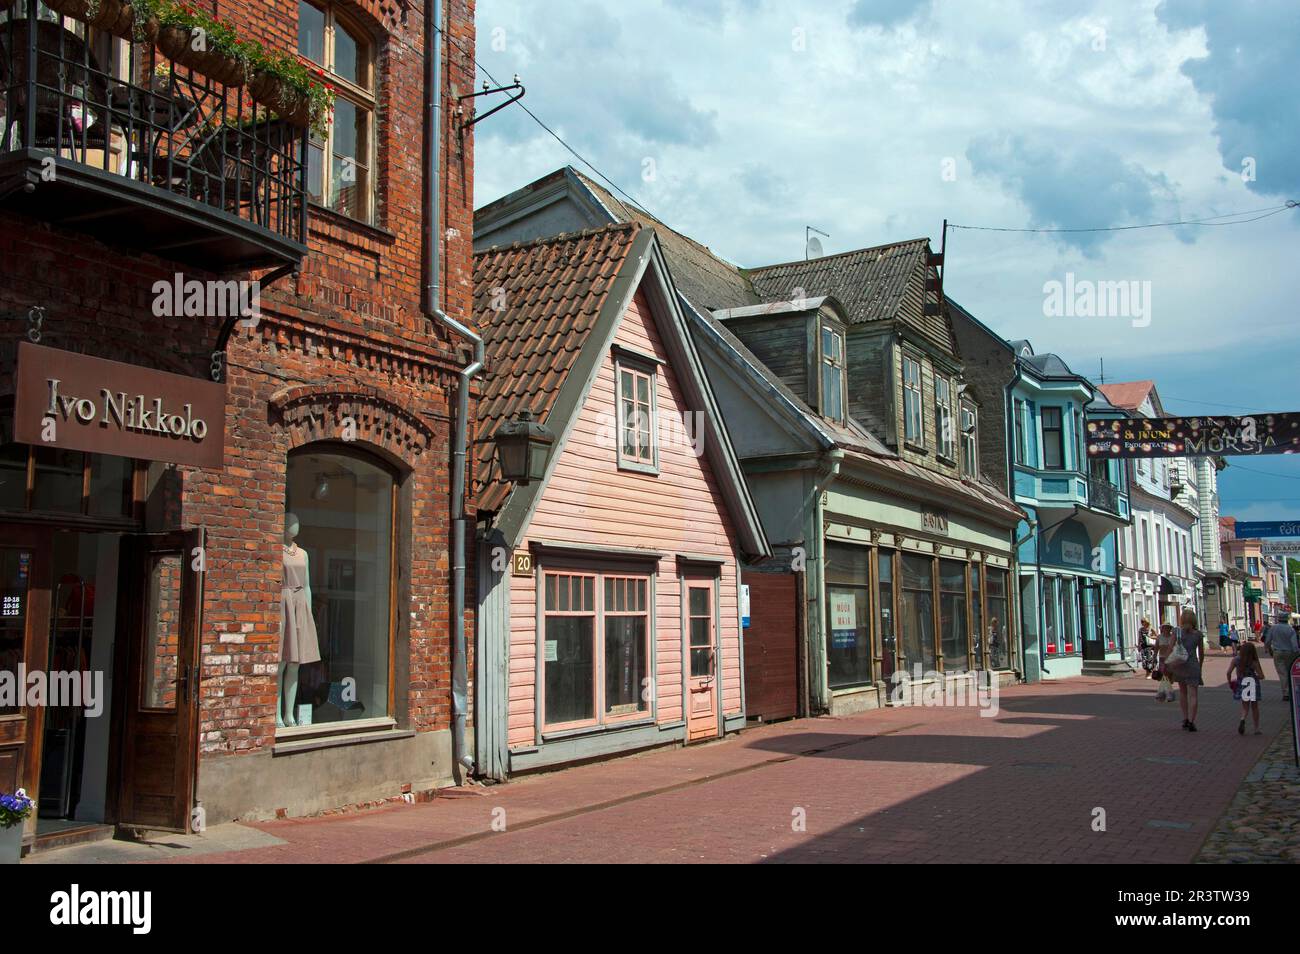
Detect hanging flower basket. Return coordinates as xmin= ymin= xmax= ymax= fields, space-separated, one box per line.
xmin=249 ymin=70 xmax=313 ymax=128
xmin=156 ymin=22 xmax=204 ymax=70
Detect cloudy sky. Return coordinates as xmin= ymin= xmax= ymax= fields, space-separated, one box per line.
xmin=472 ymin=0 xmax=1300 ymax=522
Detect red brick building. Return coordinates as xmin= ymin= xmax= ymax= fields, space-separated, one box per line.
xmin=0 ymin=0 xmax=476 ymax=850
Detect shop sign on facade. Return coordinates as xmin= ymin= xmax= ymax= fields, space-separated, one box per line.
xmin=13 ymin=342 xmax=225 ymax=469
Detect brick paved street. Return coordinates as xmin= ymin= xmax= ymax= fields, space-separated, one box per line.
xmin=34 ymin=655 xmax=1288 ymax=865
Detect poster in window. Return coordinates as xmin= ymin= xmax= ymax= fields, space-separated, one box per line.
xmin=830 ymin=590 xmax=857 ymax=648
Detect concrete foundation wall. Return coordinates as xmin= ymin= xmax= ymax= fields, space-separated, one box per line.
xmin=197 ymin=729 xmax=455 ymax=823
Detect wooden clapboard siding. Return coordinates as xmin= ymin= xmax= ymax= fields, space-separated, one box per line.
xmin=507 ymin=289 xmax=742 ymax=748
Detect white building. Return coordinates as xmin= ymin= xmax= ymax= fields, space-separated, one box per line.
xmin=1099 ymin=382 xmax=1200 ymax=637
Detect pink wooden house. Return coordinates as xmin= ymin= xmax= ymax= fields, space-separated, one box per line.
xmin=472 ymin=223 xmax=769 ymax=779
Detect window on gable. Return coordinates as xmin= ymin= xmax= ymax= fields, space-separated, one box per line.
xmin=1041 ymin=407 xmax=1065 ymax=470
xmin=300 ymin=1 xmax=376 ymax=223
xmin=935 ymin=377 xmax=954 ymax=460
xmin=821 ymin=326 xmax=845 ymax=422
xmin=617 ymin=363 xmax=657 ymax=470
xmin=903 ymin=355 xmax=923 ymax=445
xmin=960 ymin=405 xmax=978 ymax=478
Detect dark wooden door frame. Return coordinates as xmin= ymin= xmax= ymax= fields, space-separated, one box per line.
xmin=106 ymin=528 xmax=204 ymax=833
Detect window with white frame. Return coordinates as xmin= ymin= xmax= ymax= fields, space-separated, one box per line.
xmin=616 ymin=363 xmax=657 ymax=470
xmin=542 ymin=570 xmax=651 ymax=729
xmin=960 ymin=405 xmax=978 ymax=478
xmin=935 ymin=377 xmax=955 ymax=460
xmin=299 ymin=1 xmax=376 ymax=222
xmin=821 ymin=326 xmax=845 ymax=421
xmin=903 ymin=355 xmax=923 ymax=445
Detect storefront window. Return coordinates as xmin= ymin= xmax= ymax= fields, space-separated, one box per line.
xmin=285 ymin=447 xmax=395 ymax=724
xmin=0 ymin=443 xmax=134 ymax=518
xmin=543 ymin=569 xmax=651 ymax=728
xmin=0 ymin=547 xmax=32 ymax=716
xmin=825 ymin=542 xmax=871 ymax=689
xmin=1044 ymin=576 xmax=1058 ymax=655
xmin=604 ymin=576 xmax=649 ymax=717
xmin=987 ymin=569 xmax=1010 ymax=669
xmin=901 ymin=553 xmax=936 ymax=673
xmin=879 ymin=551 xmax=896 ymax=684
xmin=939 ymin=559 xmax=968 ymax=672
xmin=1061 ymin=578 xmax=1077 ymax=653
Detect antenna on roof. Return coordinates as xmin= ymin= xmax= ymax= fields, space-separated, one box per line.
xmin=806 ymin=226 xmax=829 ymax=261
xmin=1099 ymin=358 xmax=1105 ymax=384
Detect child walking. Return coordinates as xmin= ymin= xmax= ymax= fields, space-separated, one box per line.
xmin=1226 ymin=641 xmax=1266 ymax=735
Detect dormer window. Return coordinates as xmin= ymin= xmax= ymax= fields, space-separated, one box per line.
xmin=903 ymin=355 xmax=923 ymax=446
xmin=935 ymin=377 xmax=954 ymax=461
xmin=820 ymin=326 xmax=845 ymax=422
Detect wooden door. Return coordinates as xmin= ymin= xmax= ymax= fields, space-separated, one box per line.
xmin=742 ymin=573 xmax=798 ymax=721
xmin=113 ymin=529 xmax=204 ymax=832
xmin=686 ymin=578 xmax=718 ymax=742
xmin=0 ymin=526 xmax=51 ymax=845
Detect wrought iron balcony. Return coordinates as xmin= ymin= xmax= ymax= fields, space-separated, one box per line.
xmin=0 ymin=3 xmax=307 ymax=271
xmin=1087 ymin=475 xmax=1122 ymax=514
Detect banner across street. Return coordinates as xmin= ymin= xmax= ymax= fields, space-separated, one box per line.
xmin=1086 ymin=413 xmax=1300 ymax=459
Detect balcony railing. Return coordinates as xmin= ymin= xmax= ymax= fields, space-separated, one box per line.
xmin=0 ymin=3 xmax=307 ymax=270
xmin=1087 ymin=476 xmax=1122 ymax=514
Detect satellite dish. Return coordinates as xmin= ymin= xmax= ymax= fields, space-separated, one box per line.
xmin=806 ymin=236 xmax=824 ymax=259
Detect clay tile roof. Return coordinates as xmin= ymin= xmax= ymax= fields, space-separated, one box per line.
xmin=473 ymin=222 xmax=642 ymax=513
xmin=1097 ymin=380 xmax=1155 ymax=412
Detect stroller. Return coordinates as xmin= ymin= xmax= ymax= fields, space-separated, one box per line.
xmin=1138 ymin=641 xmax=1157 ymax=676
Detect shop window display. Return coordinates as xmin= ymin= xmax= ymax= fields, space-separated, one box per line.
xmin=284 ymin=447 xmax=395 ymax=726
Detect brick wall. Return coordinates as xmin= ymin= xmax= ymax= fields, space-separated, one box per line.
xmin=0 ymin=0 xmax=477 ymax=764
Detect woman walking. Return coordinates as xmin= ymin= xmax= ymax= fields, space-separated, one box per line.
xmin=1226 ymin=641 xmax=1266 ymax=735
xmin=1171 ymin=609 xmax=1206 ymax=731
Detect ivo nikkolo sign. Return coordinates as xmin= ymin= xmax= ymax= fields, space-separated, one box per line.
xmin=14 ymin=342 xmax=225 ymax=469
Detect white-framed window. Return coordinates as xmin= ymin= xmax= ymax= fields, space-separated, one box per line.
xmin=903 ymin=355 xmax=923 ymax=445
xmin=960 ymin=404 xmax=978 ymax=478
xmin=541 ymin=570 xmax=651 ymax=730
xmin=616 ymin=362 xmax=657 ymax=471
xmin=299 ymin=1 xmax=376 ymax=223
xmin=935 ymin=377 xmax=954 ymax=460
xmin=820 ymin=326 xmax=845 ymax=422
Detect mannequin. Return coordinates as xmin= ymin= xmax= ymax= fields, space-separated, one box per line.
xmin=279 ymin=513 xmax=322 ymax=727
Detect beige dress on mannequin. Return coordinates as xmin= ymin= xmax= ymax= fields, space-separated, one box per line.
xmin=281 ymin=544 xmax=321 ymax=665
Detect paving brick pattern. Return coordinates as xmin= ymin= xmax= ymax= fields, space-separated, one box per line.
xmin=158 ymin=656 xmax=1280 ymax=864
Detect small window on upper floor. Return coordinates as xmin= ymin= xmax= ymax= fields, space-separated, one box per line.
xmin=902 ymin=355 xmax=923 ymax=446
xmin=960 ymin=404 xmax=978 ymax=478
xmin=300 ymin=1 xmax=376 ymax=224
xmin=1041 ymin=407 xmax=1065 ymax=470
xmin=935 ymin=377 xmax=955 ymax=461
xmin=820 ymin=326 xmax=845 ymax=422
xmin=617 ymin=362 xmax=658 ymax=472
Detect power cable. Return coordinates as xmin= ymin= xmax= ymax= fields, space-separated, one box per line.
xmin=949 ymin=201 xmax=1297 ymax=234
xmin=436 ymin=24 xmax=655 ymax=219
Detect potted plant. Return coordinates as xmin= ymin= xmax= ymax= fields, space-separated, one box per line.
xmin=248 ymin=47 xmax=335 ymax=136
xmin=0 ymin=788 xmax=33 ymax=864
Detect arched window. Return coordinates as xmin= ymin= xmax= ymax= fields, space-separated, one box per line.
xmin=298 ymin=1 xmax=376 ymax=223
xmin=285 ymin=445 xmax=396 ymax=724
